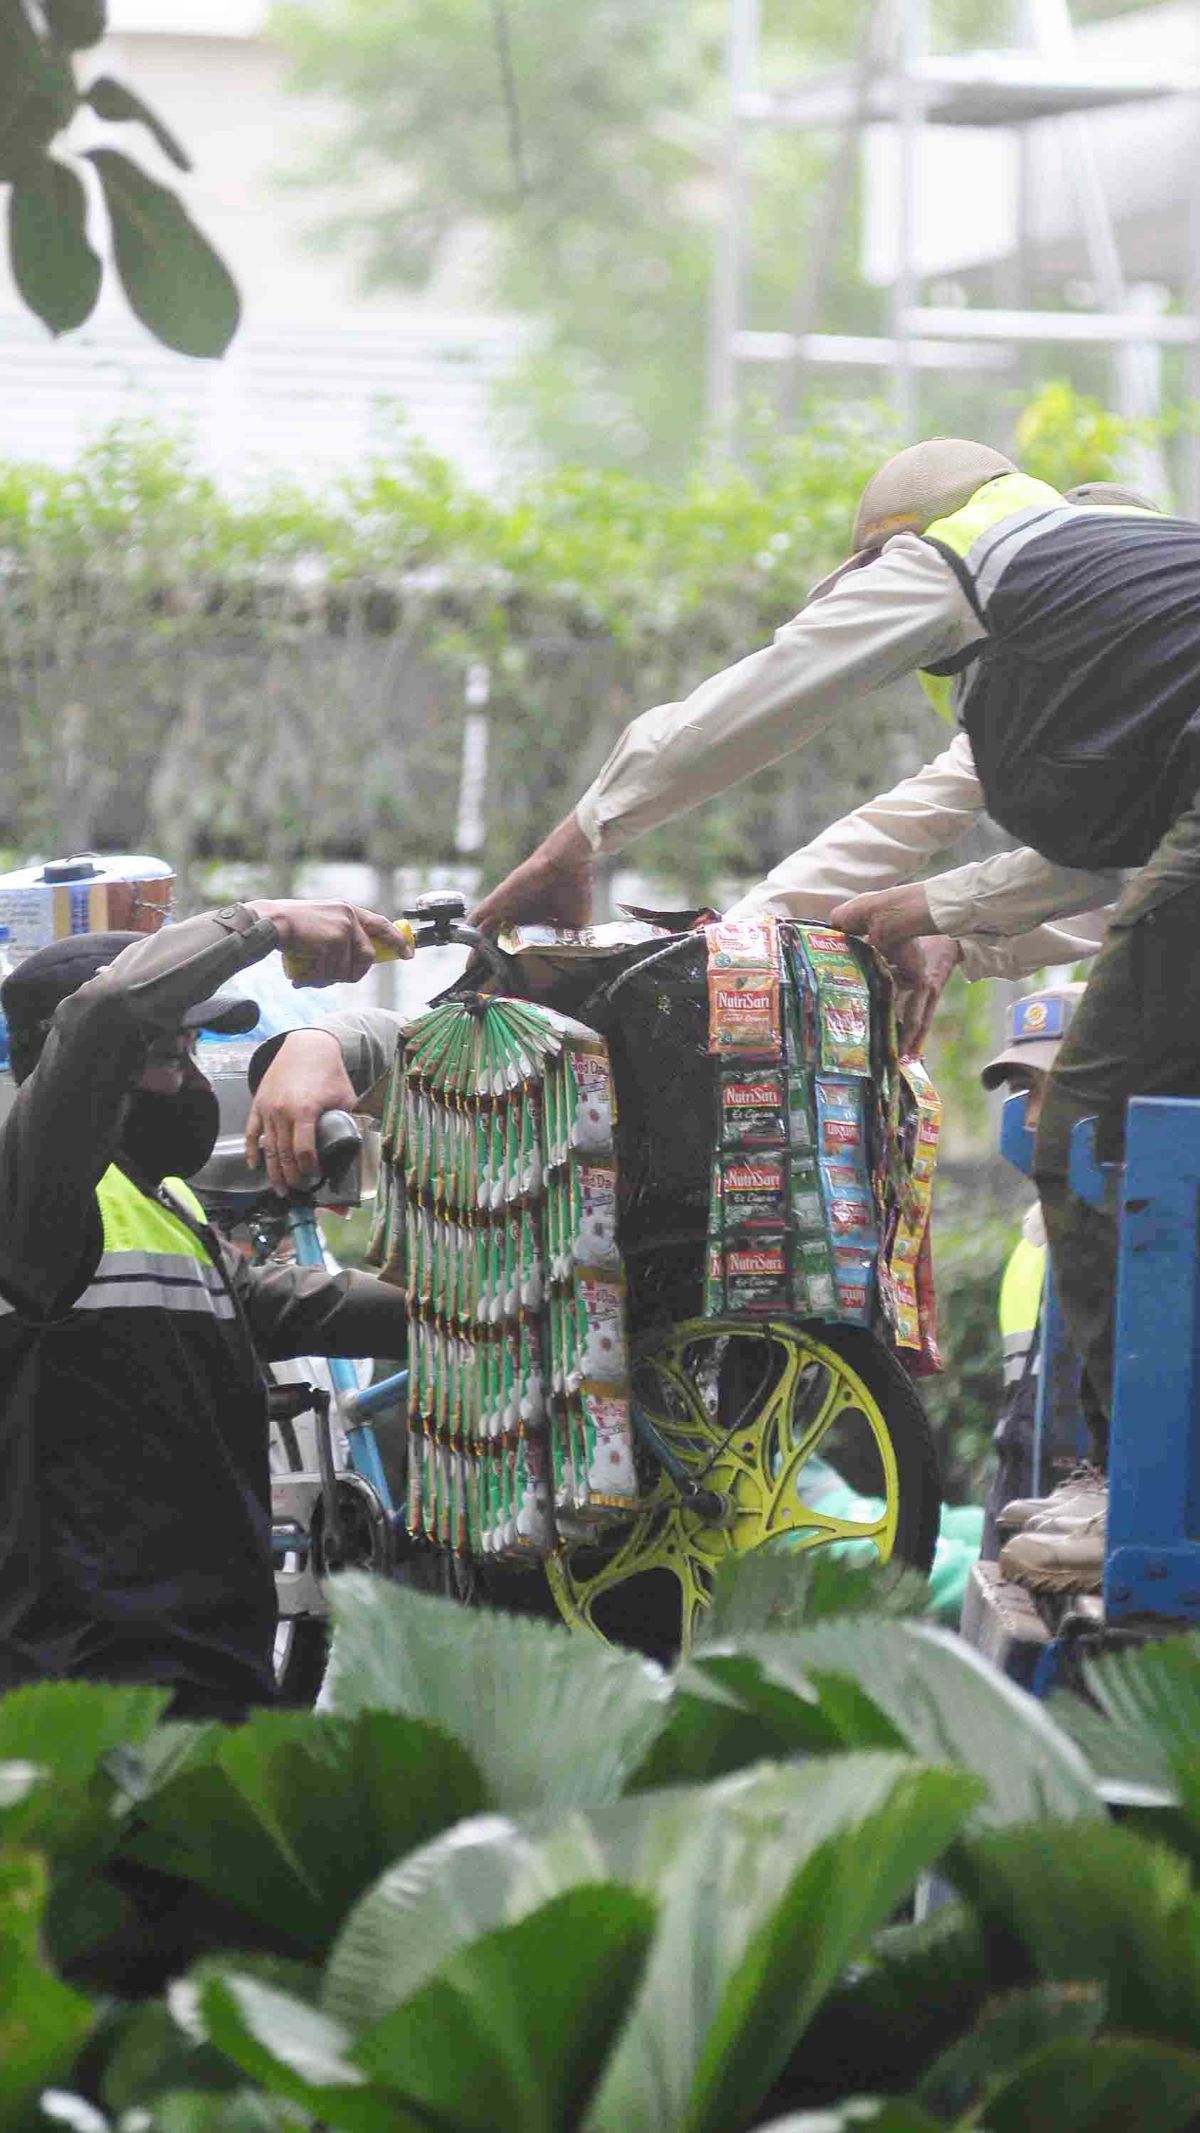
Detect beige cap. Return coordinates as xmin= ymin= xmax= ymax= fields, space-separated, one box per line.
xmin=806 ymin=437 xmax=1017 ymax=605
xmin=1063 ymin=479 xmax=1161 ymax=512
xmin=853 ymin=437 xmax=1017 ymax=551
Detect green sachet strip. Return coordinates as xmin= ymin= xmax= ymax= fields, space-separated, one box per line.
xmin=402 ymin=1009 xmax=459 ymax=1097
xmin=443 ymin=1210 xmax=460 ymax=1332
xmin=407 ymin=1012 xmax=463 ymax=1113
xmin=495 ymin=1003 xmax=537 ymax=1086
xmin=526 ymin=1077 xmax=545 ymax=1196
xmin=406 ymin=1430 xmax=424 ymax=1537
xmin=432 ymin=1086 xmax=453 ymax=1212
xmin=380 ymin=1038 xmax=407 ymax=1168
xmin=544 ymin=1049 xmax=564 ymax=1171
xmin=503 ymin=1095 xmax=521 ymax=1210
xmin=443 ymin=1006 xmax=476 ymax=1101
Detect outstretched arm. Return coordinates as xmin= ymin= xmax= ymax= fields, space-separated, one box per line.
xmin=726 ymin=730 xmax=986 ymax=923
xmin=471 ymin=537 xmax=980 ymax=932
xmin=0 ymin=900 xmax=410 ymax=1318
xmin=233 ymin=1255 xmax=408 ymax=1362
xmin=833 ymin=849 xmax=1125 ymax=959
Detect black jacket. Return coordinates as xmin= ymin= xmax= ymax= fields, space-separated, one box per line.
xmin=0 ymin=907 xmax=406 ymax=1715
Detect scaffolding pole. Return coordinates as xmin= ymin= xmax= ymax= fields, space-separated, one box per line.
xmin=709 ymin=0 xmax=1200 ymax=485
xmin=707 ymin=0 xmax=759 ymax=441
xmin=890 ymin=0 xmax=926 ymax=439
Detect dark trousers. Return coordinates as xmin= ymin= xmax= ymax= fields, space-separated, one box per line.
xmin=1033 ymin=795 xmax=1200 ymax=1434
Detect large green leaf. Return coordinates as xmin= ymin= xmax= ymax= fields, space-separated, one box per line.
xmin=59 ymin=2094 xmax=287 ymax=2133
xmin=132 ymin=1707 xmax=484 ymax=1954
xmin=84 ymin=77 xmax=191 ymax=171
xmin=182 ymin=1971 xmax=407 ymax=2133
xmin=99 ymin=1997 xmax=247 ymax=2113
xmin=698 ymin=1619 xmax=1100 ymax=1825
xmin=123 ymin=2097 xmax=290 ymax=2133
xmin=1050 ymin=1633 xmax=1200 ymax=1799
xmin=914 ymin=1981 xmax=1103 ymax=2120
xmin=631 ymin=1625 xmax=906 ymax=1793
xmin=584 ymin=1754 xmax=980 ymax=2133
xmin=0 ymin=1763 xmax=42 ymax=1815
xmin=627 ymin=1665 xmax=795 ymax=1792
xmin=0 ymin=15 xmax=76 ymax=182
xmin=85 ymin=148 xmax=239 ymax=357
xmin=324 ymin=1811 xmax=600 ymax=2031
xmin=0 ymin=1850 xmax=94 ymax=2129
xmin=952 ymin=1818 xmax=1200 ymax=2047
xmin=983 ymin=2036 xmax=1200 ymax=2133
xmin=754 ymin=2111 xmax=945 ymax=2132
xmin=107 ymin=1718 xmax=222 ymax=1806
xmin=353 ymin=1885 xmax=654 ymax=2133
xmin=697 ymin=1548 xmax=929 ymax=1648
xmin=0 ymin=1681 xmax=164 ymax=1861
xmin=326 ymin=1575 xmax=671 ymax=1813
xmin=1047 ymin=1691 xmax=1172 ymax=1801
xmin=45 ymin=0 xmax=108 ymax=48
xmin=8 ymin=155 xmax=101 ymax=334
xmin=801 ymin=1901 xmax=989 ymax=2101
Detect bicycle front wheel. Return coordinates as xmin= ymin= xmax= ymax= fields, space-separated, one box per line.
xmin=546 ymin=1318 xmax=940 ymax=1661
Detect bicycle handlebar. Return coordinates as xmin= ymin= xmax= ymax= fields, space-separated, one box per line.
xmin=314 ymin=1108 xmax=362 ymax=1177
xmin=442 ymin=917 xmax=507 ymax=982
xmin=402 ymin=890 xmax=509 ymax=983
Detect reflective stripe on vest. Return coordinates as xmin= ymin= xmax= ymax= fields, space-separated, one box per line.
xmin=999 ymin=1233 xmax=1045 ymax=1386
xmin=923 ymin=472 xmax=1156 ymax=613
xmin=84 ymin=1166 xmax=233 ymax=1318
xmin=915 ymin=473 xmax=1157 ymax=724
xmin=917 ymin=670 xmax=956 ymax=722
xmin=915 ymin=474 xmax=1063 ymax=716
xmin=0 ymin=1167 xmax=232 ymax=1322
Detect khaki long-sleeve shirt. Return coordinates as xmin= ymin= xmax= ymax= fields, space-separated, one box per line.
xmin=725 ymin=729 xmax=1115 ymax=981
xmin=574 ymin=535 xmax=1124 ymax=941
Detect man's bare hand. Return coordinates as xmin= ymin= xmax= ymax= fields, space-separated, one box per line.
xmin=831 ymin=882 xmax=934 ymax=958
xmin=245 ymin=1028 xmax=358 ymax=1193
xmin=249 ymin=899 xmax=413 ymax=987
xmin=470 ymin=812 xmax=594 ymax=936
xmin=890 ymin=934 xmax=962 ymax=1055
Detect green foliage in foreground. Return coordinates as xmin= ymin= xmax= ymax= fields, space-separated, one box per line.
xmin=5 ymin=1560 xmax=1200 ymax=2132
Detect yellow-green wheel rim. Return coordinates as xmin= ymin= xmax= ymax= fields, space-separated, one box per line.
xmin=546 ymin=1318 xmax=901 ymax=1653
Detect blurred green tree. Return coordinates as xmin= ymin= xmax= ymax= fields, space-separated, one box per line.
xmin=275 ymin=0 xmax=730 ymax=476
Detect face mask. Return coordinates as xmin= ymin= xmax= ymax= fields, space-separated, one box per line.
xmin=120 ymin=1081 xmax=220 ymax=1184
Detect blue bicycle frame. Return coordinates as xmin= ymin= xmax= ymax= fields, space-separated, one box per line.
xmin=284 ymin=1201 xmax=408 ymax=1522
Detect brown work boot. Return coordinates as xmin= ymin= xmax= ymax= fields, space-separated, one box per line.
xmin=996 ymin=1462 xmax=1107 ymax=1535
xmin=998 ymin=1509 xmax=1106 ymax=1595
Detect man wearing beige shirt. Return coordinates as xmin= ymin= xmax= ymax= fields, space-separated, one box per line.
xmin=725 ymin=482 xmax=1158 ymax=1038
xmin=725 ymin=722 xmax=1112 ymax=1046
xmin=471 ymin=441 xmax=1200 ymax=1559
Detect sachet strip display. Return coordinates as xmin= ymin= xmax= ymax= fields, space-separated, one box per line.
xmin=370 ymin=996 xmax=637 ymax=1560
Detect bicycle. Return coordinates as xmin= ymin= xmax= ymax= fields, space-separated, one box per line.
xmin=200 ymin=891 xmax=941 ymax=1688
xmin=366 ymin=891 xmax=937 ymax=1655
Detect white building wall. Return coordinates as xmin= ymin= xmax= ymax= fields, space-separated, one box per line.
xmin=862 ymin=2 xmax=1200 ymax=289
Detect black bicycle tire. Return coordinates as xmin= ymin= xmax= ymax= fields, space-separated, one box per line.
xmin=816 ymin=1324 xmax=942 ymax=1575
